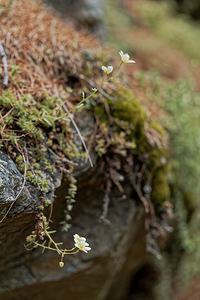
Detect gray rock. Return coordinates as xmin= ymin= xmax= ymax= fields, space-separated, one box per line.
xmin=45 ymin=0 xmax=104 ymax=37
xmin=0 ymin=118 xmax=148 ymax=300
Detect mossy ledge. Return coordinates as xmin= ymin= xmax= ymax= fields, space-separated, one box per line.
xmin=93 ymin=82 xmax=171 ymax=207
xmin=0 ymin=0 xmax=172 ymax=271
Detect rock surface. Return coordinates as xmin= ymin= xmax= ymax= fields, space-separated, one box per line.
xmin=0 ymin=136 xmax=147 ymax=300
xmin=0 ymin=105 xmax=148 ymax=300
xmin=45 ymin=0 xmax=104 ymax=36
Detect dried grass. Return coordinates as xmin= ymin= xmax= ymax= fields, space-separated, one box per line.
xmin=0 ymin=0 xmax=101 ymax=104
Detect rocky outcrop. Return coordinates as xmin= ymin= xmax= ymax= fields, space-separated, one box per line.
xmin=0 ymin=110 xmax=148 ymax=300
xmin=0 ymin=144 xmax=146 ymax=300
xmin=0 ymin=107 xmax=147 ymax=300
xmin=0 ymin=1 xmax=172 ymax=299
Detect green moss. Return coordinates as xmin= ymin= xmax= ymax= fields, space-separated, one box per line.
xmin=150 ymin=121 xmax=166 ymax=137
xmin=113 ymin=96 xmax=145 ymax=135
xmin=94 ymin=104 xmax=108 ymax=121
xmin=0 ymin=90 xmax=81 ymax=194
xmin=95 ymin=83 xmax=146 ymax=137
xmin=151 ymin=168 xmax=170 ymax=205
xmin=93 ymin=82 xmax=170 ymax=206
xmin=181 ymin=191 xmax=196 ymax=219
xmin=82 ymin=61 xmax=94 ymax=78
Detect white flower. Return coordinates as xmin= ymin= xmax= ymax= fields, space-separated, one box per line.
xmin=119 ymin=50 xmax=135 ymax=64
xmin=74 ymin=234 xmax=86 ymax=243
xmin=101 ymin=65 xmax=113 ymax=75
xmin=74 ymin=234 xmax=91 ymax=253
xmin=75 ymin=241 xmax=91 ymax=253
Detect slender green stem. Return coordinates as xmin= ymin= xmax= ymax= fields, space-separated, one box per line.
xmin=44 ymin=229 xmax=61 ymax=254
xmin=62 ymin=249 xmax=79 ymax=255
xmin=60 ymin=253 xmax=64 ymax=264
xmin=57 ymin=77 xmax=105 ymax=120
xmin=34 ymin=242 xmax=60 ymax=252
xmin=34 ymin=241 xmax=79 ymax=255
xmin=105 ymin=61 xmax=123 ymax=83
xmin=63 ymin=246 xmax=76 ymax=252
xmin=39 ymin=61 xmax=124 ymax=124
xmin=57 ymin=61 xmax=123 ymax=120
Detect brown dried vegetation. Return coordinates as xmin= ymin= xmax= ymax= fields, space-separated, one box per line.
xmin=0 ymin=0 xmax=102 ymax=100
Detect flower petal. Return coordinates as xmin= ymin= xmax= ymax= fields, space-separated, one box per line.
xmin=128 ymin=59 xmax=135 ymax=64
xmin=85 ymin=247 xmax=91 ymax=251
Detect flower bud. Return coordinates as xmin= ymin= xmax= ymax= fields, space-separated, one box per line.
xmin=59 ymin=261 xmax=64 ymax=268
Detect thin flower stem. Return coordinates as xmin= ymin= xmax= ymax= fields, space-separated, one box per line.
xmin=57 ymin=77 xmax=105 ymax=120
xmin=44 ymin=229 xmax=61 ymax=254
xmin=34 ymin=242 xmax=79 ymax=255
xmin=42 ymin=61 xmax=123 ymax=124
xmin=105 ymin=61 xmax=123 ymax=82
xmin=34 ymin=242 xmax=60 ymax=252
xmin=62 ymin=249 xmax=79 ymax=255
xmin=57 ymin=62 xmax=123 ymax=121
xmin=63 ymin=246 xmax=76 ymax=252
xmin=69 ymin=76 xmax=105 ymax=113
xmin=61 ymin=253 xmax=64 ymax=263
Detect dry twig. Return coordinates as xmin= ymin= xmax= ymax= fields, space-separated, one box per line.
xmin=0 ymin=41 xmax=8 ymax=86
xmin=99 ymin=179 xmax=111 ymax=225
xmin=60 ymin=100 xmax=93 ymax=168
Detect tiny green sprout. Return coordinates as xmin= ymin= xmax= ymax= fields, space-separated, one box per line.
xmin=10 ymin=65 xmax=20 ymax=76
xmin=33 ymin=163 xmax=40 ymax=169
xmin=44 ymin=199 xmax=52 ymax=207
xmin=66 ymin=86 xmax=73 ymax=93
xmin=26 ymin=234 xmax=36 ymax=244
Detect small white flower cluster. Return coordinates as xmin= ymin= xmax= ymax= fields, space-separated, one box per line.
xmin=119 ymin=50 xmax=135 ymax=64
xmin=101 ymin=50 xmax=135 ymax=76
xmin=101 ymin=65 xmax=113 ymax=74
xmin=74 ymin=234 xmax=91 ymax=253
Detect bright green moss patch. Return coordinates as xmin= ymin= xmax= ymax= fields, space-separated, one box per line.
xmin=113 ymin=94 xmax=145 ymax=135
xmin=151 ymin=168 xmax=170 ymax=205
xmin=0 ymin=90 xmax=81 ymax=192
xmin=95 ymin=83 xmax=145 ymax=136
